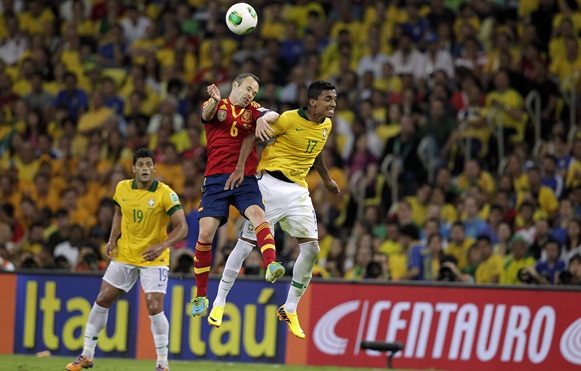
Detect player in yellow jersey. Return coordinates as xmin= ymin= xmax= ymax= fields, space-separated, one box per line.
xmin=206 ymin=81 xmax=340 ymax=339
xmin=66 ymin=148 xmax=187 ymax=371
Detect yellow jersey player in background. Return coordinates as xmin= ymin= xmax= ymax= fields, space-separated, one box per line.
xmin=206 ymin=80 xmax=340 ymax=339
xmin=66 ymin=148 xmax=187 ymax=371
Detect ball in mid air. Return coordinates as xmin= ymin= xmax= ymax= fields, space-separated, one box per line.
xmin=225 ymin=3 xmax=258 ymax=35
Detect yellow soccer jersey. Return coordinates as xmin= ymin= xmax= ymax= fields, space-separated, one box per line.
xmin=112 ymin=179 xmax=182 ymax=267
xmin=258 ymin=107 xmax=332 ymax=188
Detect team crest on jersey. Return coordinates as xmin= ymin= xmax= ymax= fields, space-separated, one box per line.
xmin=242 ymin=110 xmax=252 ymax=122
xmin=148 ymin=198 xmax=155 ymax=206
xmin=322 ymin=129 xmax=327 ymax=139
xmin=217 ymin=110 xmax=227 ymax=121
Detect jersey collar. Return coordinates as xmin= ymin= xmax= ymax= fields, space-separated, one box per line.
xmin=298 ymin=106 xmax=309 ymax=120
xmin=131 ymin=179 xmax=159 ymax=192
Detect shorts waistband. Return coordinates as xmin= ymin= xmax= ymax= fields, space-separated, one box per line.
xmin=265 ymin=170 xmax=293 ymax=183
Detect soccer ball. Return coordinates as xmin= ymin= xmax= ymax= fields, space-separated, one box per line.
xmin=225 ymin=3 xmax=258 ymax=35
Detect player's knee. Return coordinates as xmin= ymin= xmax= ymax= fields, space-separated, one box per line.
xmin=244 ymin=205 xmax=265 ymax=223
xmin=299 ymin=240 xmax=320 ymax=260
xmin=95 ymin=296 xmax=115 ymax=308
xmin=146 ymin=298 xmax=164 ymax=315
xmin=198 ymin=229 xmax=216 ymax=243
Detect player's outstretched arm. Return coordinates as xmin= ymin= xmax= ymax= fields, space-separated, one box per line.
xmin=255 ymin=111 xmax=279 ymax=141
xmin=201 ymin=84 xmax=221 ymax=121
xmin=105 ymin=206 xmax=122 ymax=259
xmin=225 ymin=133 xmax=258 ymax=190
xmin=142 ymin=209 xmax=188 ymax=261
xmin=313 ymin=153 xmax=340 ymax=195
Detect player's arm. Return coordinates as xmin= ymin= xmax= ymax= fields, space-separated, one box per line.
xmin=255 ymin=111 xmax=280 ymax=141
xmin=201 ymin=84 xmax=221 ymax=122
xmin=225 ymin=133 xmax=259 ymax=190
xmin=142 ymin=208 xmax=188 ymax=261
xmin=104 ymin=205 xmax=122 ymax=259
xmin=313 ymin=152 xmax=340 ymax=195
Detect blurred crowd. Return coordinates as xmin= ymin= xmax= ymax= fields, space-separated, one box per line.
xmin=1 ymin=0 xmax=581 ymax=287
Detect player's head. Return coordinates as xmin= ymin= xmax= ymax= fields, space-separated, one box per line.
xmin=230 ymin=73 xmax=259 ymax=107
xmin=132 ymin=148 xmax=156 ymax=183
xmin=306 ymin=80 xmax=336 ymax=121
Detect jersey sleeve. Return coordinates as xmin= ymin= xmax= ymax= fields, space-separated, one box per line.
xmin=270 ymin=111 xmax=289 ymax=136
xmin=112 ymin=182 xmax=123 ymax=208
xmin=161 ymin=186 xmax=183 ymax=216
xmin=249 ymin=101 xmax=270 ymax=122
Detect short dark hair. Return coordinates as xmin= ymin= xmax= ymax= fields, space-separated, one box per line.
xmin=133 ymin=148 xmax=155 ymax=165
xmin=307 ymin=80 xmax=336 ymax=102
xmin=234 ymin=73 xmax=259 ymax=85
xmin=569 ymin=254 xmax=581 ymax=265
xmin=476 ymin=234 xmax=491 ymax=244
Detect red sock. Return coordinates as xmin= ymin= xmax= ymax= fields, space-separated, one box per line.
xmin=255 ymin=222 xmax=276 ymax=265
xmin=194 ymin=241 xmax=212 ymax=297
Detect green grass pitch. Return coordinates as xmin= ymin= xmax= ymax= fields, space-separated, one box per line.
xmin=0 ymin=354 xmax=428 ymax=370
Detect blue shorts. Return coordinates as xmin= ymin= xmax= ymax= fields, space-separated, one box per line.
xmin=198 ymin=174 xmax=264 ymax=226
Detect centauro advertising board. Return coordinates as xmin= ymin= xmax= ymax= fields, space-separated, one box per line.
xmin=303 ymin=283 xmax=581 ymax=370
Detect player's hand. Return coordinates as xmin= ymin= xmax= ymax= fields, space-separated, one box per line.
xmin=324 ymin=179 xmax=340 ymax=195
xmin=207 ymin=84 xmax=221 ymax=102
xmin=255 ymin=116 xmax=274 ymax=141
xmin=104 ymin=242 xmax=116 ymax=260
xmin=142 ymin=243 xmax=166 ymax=261
xmin=225 ymin=167 xmax=245 ymax=190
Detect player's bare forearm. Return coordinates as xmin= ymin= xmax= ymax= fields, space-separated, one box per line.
xmin=313 ymin=153 xmax=331 ymax=181
xmin=255 ymin=111 xmax=279 ymax=141
xmin=202 ymin=84 xmax=221 ymax=120
xmin=105 ymin=207 xmax=122 ymax=259
xmin=108 ymin=207 xmax=122 ymax=245
xmin=163 ymin=209 xmax=188 ymax=248
xmin=142 ymin=209 xmax=188 ymax=261
xmin=201 ymin=98 xmax=219 ymax=121
xmin=225 ymin=134 xmax=256 ymax=189
xmin=237 ymin=133 xmax=257 ymax=170
xmin=263 ymin=111 xmax=280 ymax=124
xmin=314 ymin=153 xmax=340 ymax=195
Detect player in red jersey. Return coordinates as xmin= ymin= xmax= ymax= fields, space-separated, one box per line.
xmin=190 ymin=73 xmax=285 ymax=317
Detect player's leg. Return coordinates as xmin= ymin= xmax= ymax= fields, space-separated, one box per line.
xmin=141 ymin=266 xmax=170 ymax=371
xmin=234 ymin=175 xmax=284 ymax=282
xmin=244 ymin=204 xmax=284 ymax=280
xmin=209 ymin=226 xmax=255 ymax=327
xmin=276 ymin=186 xmax=319 ymax=339
xmin=193 ymin=176 xmax=232 ymax=316
xmin=192 ymin=216 xmax=221 ymax=316
xmin=276 ymin=237 xmax=319 ymax=340
xmin=66 ymin=261 xmax=136 ymax=370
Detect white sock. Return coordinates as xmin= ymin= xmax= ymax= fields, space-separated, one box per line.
xmin=284 ymin=241 xmax=319 ymax=313
xmin=82 ymin=303 xmax=109 ymax=360
xmin=150 ymin=312 xmax=169 ymax=366
xmin=214 ymin=239 xmax=254 ymax=307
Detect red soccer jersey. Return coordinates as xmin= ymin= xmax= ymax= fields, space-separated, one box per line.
xmin=202 ymin=98 xmax=267 ymax=177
